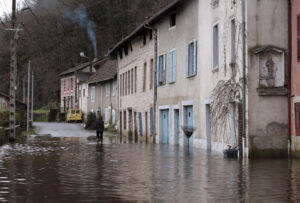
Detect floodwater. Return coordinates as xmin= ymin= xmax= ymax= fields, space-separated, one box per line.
xmin=0 ymin=135 xmax=299 ymax=202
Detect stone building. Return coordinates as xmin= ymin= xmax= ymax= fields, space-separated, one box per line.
xmin=291 ymin=0 xmax=300 ymax=158
xmin=59 ymin=62 xmax=96 ymax=113
xmin=87 ymin=58 xmax=118 ymax=126
xmin=109 ymin=24 xmax=154 ymax=142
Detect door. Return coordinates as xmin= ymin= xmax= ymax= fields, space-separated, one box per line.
xmin=145 ymin=112 xmax=148 ymax=143
xmin=205 ymin=104 xmax=211 ymax=151
xmin=174 ymin=109 xmax=180 ymax=144
xmin=134 ymin=112 xmax=138 ymax=142
xmin=295 ymin=103 xmax=300 ymax=137
xmin=161 ymin=109 xmax=169 ymax=144
xmin=129 ymin=110 xmax=133 ymax=140
xmin=184 ymin=106 xmax=194 ymax=145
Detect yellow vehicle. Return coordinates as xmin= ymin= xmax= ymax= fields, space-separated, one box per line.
xmin=67 ymin=109 xmax=83 ymax=122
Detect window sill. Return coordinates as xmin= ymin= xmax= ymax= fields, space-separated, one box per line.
xmin=212 ymin=67 xmax=219 ymax=73
xmin=186 ymin=74 xmax=196 ymax=78
xmin=169 ymin=81 xmax=175 ymax=84
xmin=169 ymin=26 xmax=176 ymax=30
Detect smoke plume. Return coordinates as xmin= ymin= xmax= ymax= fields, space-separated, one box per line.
xmin=65 ymin=4 xmax=98 ymax=57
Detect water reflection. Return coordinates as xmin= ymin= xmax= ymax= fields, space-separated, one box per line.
xmin=0 ymin=135 xmax=299 ymax=202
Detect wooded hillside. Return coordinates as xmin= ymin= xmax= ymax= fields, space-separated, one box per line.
xmin=0 ymin=0 xmax=172 ymax=107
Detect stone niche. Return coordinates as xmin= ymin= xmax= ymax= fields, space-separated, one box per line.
xmin=252 ymin=46 xmax=287 ymax=96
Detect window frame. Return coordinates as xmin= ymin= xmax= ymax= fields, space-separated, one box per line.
xmin=297 ymin=15 xmax=300 ymax=62
xmin=91 ymin=86 xmax=95 ymax=103
xmin=169 ymin=49 xmax=176 ymax=83
xmin=186 ymin=40 xmax=197 ymax=78
xmin=213 ymin=22 xmax=219 ymax=70
xmin=157 ymin=54 xmax=167 ymax=86
xmin=169 ymin=12 xmax=176 ymax=29
xmin=106 ymin=82 xmax=111 ymax=97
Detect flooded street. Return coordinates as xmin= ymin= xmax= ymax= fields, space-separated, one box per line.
xmin=0 ymin=123 xmax=299 ymax=202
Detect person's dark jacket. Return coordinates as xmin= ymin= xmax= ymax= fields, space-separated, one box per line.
xmin=96 ymin=118 xmax=104 ymax=132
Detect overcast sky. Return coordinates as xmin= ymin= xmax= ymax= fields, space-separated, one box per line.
xmin=0 ymin=0 xmax=23 ymax=18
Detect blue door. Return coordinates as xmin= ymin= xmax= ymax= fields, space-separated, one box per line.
xmin=174 ymin=110 xmax=180 ymax=144
xmin=184 ymin=106 xmax=194 ymax=146
xmin=161 ymin=110 xmax=169 ymax=144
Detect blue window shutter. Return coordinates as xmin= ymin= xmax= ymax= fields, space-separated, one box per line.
xmin=157 ymin=56 xmax=159 ymax=85
xmin=173 ymin=50 xmax=176 ymax=82
xmin=193 ymin=40 xmax=197 ymax=75
xmin=186 ymin=44 xmax=189 ymax=77
xmin=138 ymin=112 xmax=143 ymax=136
xmin=150 ymin=108 xmax=153 ymax=135
xmin=163 ymin=54 xmax=166 ymax=84
xmin=169 ymin=51 xmax=173 ymax=82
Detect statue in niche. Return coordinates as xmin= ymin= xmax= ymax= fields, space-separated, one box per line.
xmin=260 ymin=55 xmax=277 ymax=88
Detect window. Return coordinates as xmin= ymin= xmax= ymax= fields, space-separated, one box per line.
xmin=113 ymin=81 xmax=116 ymax=96
xmin=186 ymin=41 xmax=197 ymax=77
xmin=128 ymin=71 xmax=130 ymax=94
xmin=120 ymin=74 xmax=123 ymax=96
xmin=106 ymin=82 xmax=111 ymax=97
xmin=157 ymin=54 xmax=166 ymax=85
xmin=125 ymin=72 xmax=127 ymax=95
xmin=135 ymin=67 xmax=137 ymax=93
xmin=119 ymin=50 xmax=123 ymax=59
xmin=112 ymin=109 xmax=116 ymax=124
xmin=143 ymin=62 xmax=147 ymax=92
xmin=213 ymin=23 xmax=219 ymax=69
xmin=123 ymin=73 xmax=125 ymax=96
xmin=105 ymin=108 xmax=109 ymax=123
xmin=231 ymin=19 xmax=236 ymax=62
xmin=131 ymin=69 xmax=134 ymax=94
xmin=298 ymin=15 xmax=300 ymax=61
xmin=124 ymin=44 xmax=128 ymax=56
xmin=71 ymin=78 xmax=73 ymax=90
xmin=169 ymin=50 xmax=176 ymax=83
xmin=124 ymin=111 xmax=127 ymax=129
xmin=83 ymin=89 xmax=85 ymax=97
xmin=91 ymin=86 xmax=95 ymax=102
xmin=79 ymin=90 xmax=81 ymax=97
xmin=150 ymin=59 xmax=153 ymax=89
xmin=170 ymin=12 xmax=176 ymax=28
xmin=149 ymin=30 xmax=153 ymax=40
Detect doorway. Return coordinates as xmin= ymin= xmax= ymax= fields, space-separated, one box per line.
xmin=129 ymin=110 xmax=133 ymax=141
xmin=160 ymin=109 xmax=170 ymax=144
xmin=205 ymin=104 xmax=211 ymax=151
xmin=174 ymin=109 xmax=180 ymax=145
xmin=183 ymin=106 xmax=193 ymax=146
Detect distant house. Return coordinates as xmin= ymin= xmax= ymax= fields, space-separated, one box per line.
xmin=109 ymin=20 xmax=154 ymax=142
xmin=59 ymin=61 xmax=96 ymax=113
xmin=87 ymin=58 xmax=118 ymax=125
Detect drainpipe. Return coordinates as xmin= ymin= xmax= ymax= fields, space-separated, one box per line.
xmin=287 ymin=0 xmax=292 ymax=156
xmin=144 ymin=17 xmax=158 ymax=144
xmin=241 ymin=0 xmax=247 ymax=157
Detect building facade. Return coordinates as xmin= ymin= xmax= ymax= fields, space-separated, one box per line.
xmin=87 ymin=58 xmax=118 ymax=126
xmin=109 ymin=26 xmax=154 ymax=143
xmin=60 ymin=62 xmax=96 ymax=113
xmin=291 ymin=0 xmax=300 ymax=158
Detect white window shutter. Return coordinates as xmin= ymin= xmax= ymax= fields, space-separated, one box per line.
xmin=193 ymin=40 xmax=197 ymax=75
xmin=169 ymin=52 xmax=173 ymax=82
xmin=163 ymin=54 xmax=166 ymax=84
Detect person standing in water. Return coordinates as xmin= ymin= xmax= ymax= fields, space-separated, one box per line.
xmin=96 ymin=116 xmax=104 ymax=143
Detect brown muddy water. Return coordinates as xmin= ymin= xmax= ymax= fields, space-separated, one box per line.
xmin=0 ymin=135 xmax=299 ymax=203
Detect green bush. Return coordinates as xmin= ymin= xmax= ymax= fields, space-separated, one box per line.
xmin=34 ymin=112 xmax=48 ymax=122
xmin=0 ymin=109 xmax=22 ymax=127
xmin=85 ymin=112 xmax=96 ymax=130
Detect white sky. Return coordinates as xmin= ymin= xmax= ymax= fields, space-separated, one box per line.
xmin=0 ymin=0 xmax=23 ymax=18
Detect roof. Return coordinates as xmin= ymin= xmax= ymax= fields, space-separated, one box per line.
xmin=59 ymin=61 xmax=91 ymax=76
xmin=88 ymin=58 xmax=117 ymax=84
xmin=0 ymin=91 xmax=27 ymax=107
xmin=108 ymin=0 xmax=183 ymax=56
xmin=251 ymin=46 xmax=286 ymax=54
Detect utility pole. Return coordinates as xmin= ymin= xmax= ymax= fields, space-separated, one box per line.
xmin=9 ymin=0 xmax=17 ymax=142
xmin=31 ymin=71 xmax=34 ymax=122
xmin=23 ymin=78 xmax=25 ymax=103
xmin=27 ymin=60 xmax=31 ymax=132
